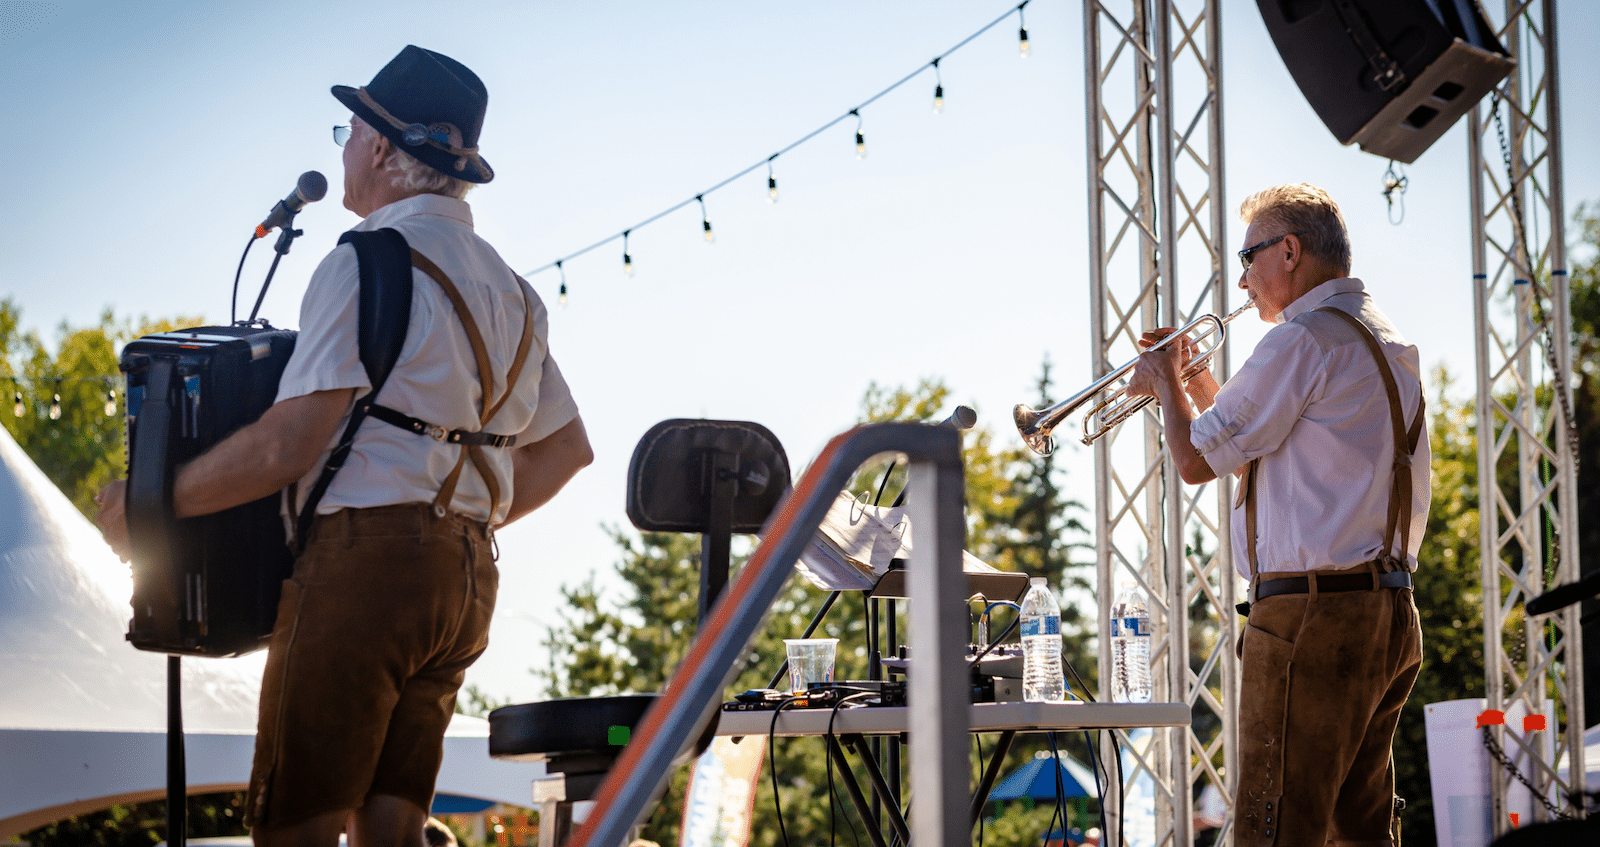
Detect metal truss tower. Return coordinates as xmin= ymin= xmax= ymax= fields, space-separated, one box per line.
xmin=1468 ymin=0 xmax=1586 ymax=834
xmin=1082 ymin=1 xmax=1232 ymax=845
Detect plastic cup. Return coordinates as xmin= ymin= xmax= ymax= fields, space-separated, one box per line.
xmin=783 ymin=638 xmax=838 ymax=692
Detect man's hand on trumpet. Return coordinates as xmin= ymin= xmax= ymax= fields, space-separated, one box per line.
xmin=1127 ymin=327 xmax=1221 ymax=413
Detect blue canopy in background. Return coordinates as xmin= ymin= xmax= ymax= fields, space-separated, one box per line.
xmin=990 ymin=751 xmax=1099 ymax=801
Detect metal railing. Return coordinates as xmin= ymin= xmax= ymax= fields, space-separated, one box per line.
xmin=568 ymin=422 xmax=971 ymax=847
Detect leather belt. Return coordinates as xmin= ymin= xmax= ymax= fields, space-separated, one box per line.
xmin=1237 ymin=570 xmax=1412 ymax=616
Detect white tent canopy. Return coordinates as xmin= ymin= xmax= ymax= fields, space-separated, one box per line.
xmin=0 ymin=427 xmax=542 ymax=836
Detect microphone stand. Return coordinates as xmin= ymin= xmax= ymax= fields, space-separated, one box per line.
xmin=245 ymin=216 xmax=307 ymax=325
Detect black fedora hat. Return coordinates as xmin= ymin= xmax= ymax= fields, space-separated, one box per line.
xmin=333 ymin=45 xmax=494 ymax=184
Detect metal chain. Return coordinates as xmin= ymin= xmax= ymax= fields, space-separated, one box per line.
xmin=1489 ymin=89 xmax=1580 ymax=586
xmin=1382 ymin=161 xmax=1408 ymax=225
xmin=1480 ymin=725 xmax=1576 ymax=820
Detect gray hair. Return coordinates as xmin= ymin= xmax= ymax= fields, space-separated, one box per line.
xmin=1239 ymin=183 xmax=1351 ymax=276
xmin=389 ymin=146 xmax=476 ymax=200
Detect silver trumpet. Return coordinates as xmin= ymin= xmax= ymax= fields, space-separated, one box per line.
xmin=1013 ymin=299 xmax=1255 ymax=455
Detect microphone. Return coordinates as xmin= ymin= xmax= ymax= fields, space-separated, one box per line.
xmin=254 ymin=171 xmax=328 ymax=238
xmin=939 ymin=405 xmax=977 ymax=431
xmin=1525 ymin=570 xmax=1600 ymax=616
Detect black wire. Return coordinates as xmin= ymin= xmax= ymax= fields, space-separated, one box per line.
xmin=1083 ymin=730 xmax=1106 ymax=845
xmin=873 ymin=460 xmax=898 ymax=506
xmin=968 ymin=605 xmax=1020 ymax=669
xmin=768 ymin=695 xmax=803 ymax=847
xmin=231 ymin=233 xmax=257 ymax=324
xmin=521 ymin=2 xmax=1033 ymax=278
xmin=1059 ymin=660 xmax=1114 ymax=843
xmin=1046 ymin=733 xmax=1067 ymax=847
xmin=826 ymin=692 xmax=876 ymax=847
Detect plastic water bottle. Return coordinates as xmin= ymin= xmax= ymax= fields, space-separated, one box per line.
xmin=1110 ymin=582 xmax=1152 ymax=703
xmin=1020 ymin=577 xmax=1066 ymax=702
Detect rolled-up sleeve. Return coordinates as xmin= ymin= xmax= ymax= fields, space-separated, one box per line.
xmin=275 ymin=245 xmax=371 ymax=402
xmin=512 ymin=283 xmax=580 ymax=445
xmin=1191 ymin=323 xmax=1327 ymax=479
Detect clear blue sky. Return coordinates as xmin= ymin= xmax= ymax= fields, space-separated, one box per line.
xmin=3 ymin=0 xmax=1597 ymax=705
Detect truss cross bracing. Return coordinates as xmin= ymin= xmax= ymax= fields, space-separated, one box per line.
xmin=1083 ymin=2 xmax=1232 ymax=846
xmin=1469 ymin=0 xmax=1585 ymax=834
xmin=1083 ymin=2 xmax=1584 ymax=845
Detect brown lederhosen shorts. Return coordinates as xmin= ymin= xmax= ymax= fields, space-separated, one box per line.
xmin=1234 ymin=565 xmax=1422 ymax=847
xmin=246 ymin=503 xmax=498 ymax=830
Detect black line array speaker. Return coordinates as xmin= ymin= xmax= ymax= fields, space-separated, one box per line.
xmin=1256 ymin=0 xmax=1514 ymax=163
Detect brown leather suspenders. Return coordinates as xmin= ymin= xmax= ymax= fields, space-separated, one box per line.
xmin=1240 ymin=306 xmax=1425 ymax=594
xmin=406 ymin=249 xmax=535 ymax=524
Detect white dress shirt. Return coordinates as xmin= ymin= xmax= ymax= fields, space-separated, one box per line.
xmin=275 ymin=194 xmax=578 ymax=526
xmin=1190 ymin=278 xmax=1430 ymax=578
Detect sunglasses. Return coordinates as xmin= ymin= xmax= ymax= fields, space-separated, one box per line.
xmin=1238 ymin=233 xmax=1295 ymax=272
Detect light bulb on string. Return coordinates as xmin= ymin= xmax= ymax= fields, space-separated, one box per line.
xmin=622 ymin=231 xmax=634 ymax=277
xmin=698 ymin=195 xmax=714 ymax=244
xmin=767 ymin=159 xmax=779 ymax=203
xmin=12 ymin=391 xmax=23 ymax=418
xmin=852 ymin=110 xmax=866 ymax=160
xmin=932 ymin=59 xmax=945 ymax=113
xmin=49 ymin=394 xmax=61 ymax=421
xmin=105 ymin=388 xmax=118 ymax=417
xmin=1018 ymin=3 xmax=1030 ymax=58
xmin=556 ymin=261 xmax=568 ymax=307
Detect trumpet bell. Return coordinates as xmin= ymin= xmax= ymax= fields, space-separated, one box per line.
xmin=1013 ymin=404 xmax=1057 ymax=456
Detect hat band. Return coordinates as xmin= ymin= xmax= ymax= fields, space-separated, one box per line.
xmin=355 ymin=87 xmax=490 ymax=180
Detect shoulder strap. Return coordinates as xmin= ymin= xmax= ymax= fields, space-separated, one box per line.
xmin=1314 ymin=306 xmax=1426 ymax=566
xmin=1244 ymin=307 xmax=1425 ymax=586
xmin=294 ymin=228 xmax=414 ymax=548
xmin=405 ymin=249 xmax=537 ymax=524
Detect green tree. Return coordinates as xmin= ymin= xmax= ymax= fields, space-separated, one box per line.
xmin=0 ymin=299 xmax=201 ymax=517
xmin=19 ymin=791 xmax=249 ymax=847
xmin=1569 ymin=203 xmax=1600 ymax=724
xmin=1389 ymin=369 xmax=1489 ymax=845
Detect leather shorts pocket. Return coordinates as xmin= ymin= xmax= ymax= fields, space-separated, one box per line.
xmin=1236 ymin=618 xmax=1296 ymax=847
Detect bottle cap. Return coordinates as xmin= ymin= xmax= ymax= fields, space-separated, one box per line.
xmin=1030 ymin=577 xmax=1046 ymax=586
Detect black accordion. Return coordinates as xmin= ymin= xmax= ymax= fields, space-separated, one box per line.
xmin=121 ymin=325 xmax=298 ymax=657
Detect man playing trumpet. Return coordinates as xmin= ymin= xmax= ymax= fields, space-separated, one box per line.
xmin=1126 ymin=183 xmax=1429 ymax=847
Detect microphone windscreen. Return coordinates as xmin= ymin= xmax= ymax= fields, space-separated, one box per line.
xmin=297 ymin=171 xmax=329 ymax=202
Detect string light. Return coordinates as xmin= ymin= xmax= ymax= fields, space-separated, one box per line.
xmin=622 ymin=230 xmax=634 ymax=277
xmin=519 ymin=1 xmax=1034 ymax=294
xmin=557 ymin=261 xmax=568 ymax=307
xmin=698 ymin=195 xmax=715 ymax=244
xmin=932 ymin=59 xmax=945 ymax=113
xmin=3 ymin=375 xmax=125 ymax=421
xmin=1018 ymin=1 xmax=1030 ymax=57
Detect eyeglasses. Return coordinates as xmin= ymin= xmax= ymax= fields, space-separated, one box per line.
xmin=333 ymin=122 xmax=450 ymax=149
xmin=1238 ymin=233 xmax=1293 ymax=272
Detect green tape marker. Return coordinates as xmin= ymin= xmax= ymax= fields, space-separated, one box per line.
xmin=608 ymin=725 xmax=630 ymax=746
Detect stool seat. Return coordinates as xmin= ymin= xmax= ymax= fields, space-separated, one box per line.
xmin=488 ymin=695 xmax=658 ymax=763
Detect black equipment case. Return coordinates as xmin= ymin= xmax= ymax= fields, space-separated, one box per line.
xmin=121 ymin=325 xmax=298 ymax=657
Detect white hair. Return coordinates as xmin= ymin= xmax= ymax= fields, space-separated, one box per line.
xmin=388 ymin=146 xmax=476 ymax=200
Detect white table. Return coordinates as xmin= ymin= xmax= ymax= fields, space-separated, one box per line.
xmin=714 ymin=700 xmax=1190 ymax=847
xmin=715 ymin=700 xmax=1190 ymax=737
